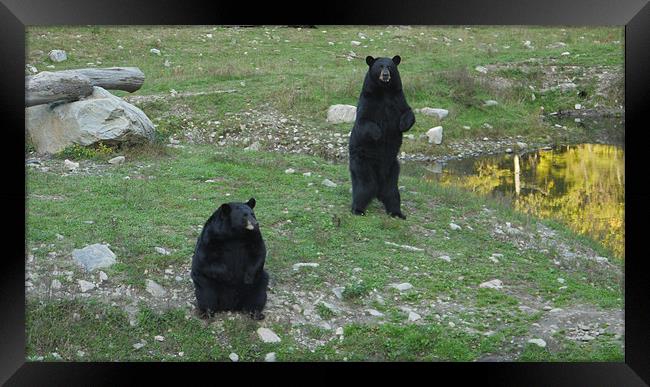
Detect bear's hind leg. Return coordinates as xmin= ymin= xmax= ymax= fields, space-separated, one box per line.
xmin=240 ymin=271 xmax=269 ymax=320
xmin=350 ymin=161 xmax=377 ymax=215
xmin=378 ymin=160 xmax=406 ymax=219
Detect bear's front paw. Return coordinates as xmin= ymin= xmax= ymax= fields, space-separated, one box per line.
xmin=390 ymin=212 xmax=407 ymax=220
xmin=399 ymin=110 xmax=416 ymax=132
xmin=352 ymin=208 xmax=366 ymax=216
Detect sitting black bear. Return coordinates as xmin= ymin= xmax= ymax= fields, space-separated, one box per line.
xmin=190 ymin=198 xmax=268 ymax=320
xmin=348 ymin=55 xmax=416 ymax=219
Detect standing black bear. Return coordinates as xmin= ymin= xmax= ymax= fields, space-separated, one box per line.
xmin=349 ymin=55 xmax=416 ymax=219
xmin=190 ymin=198 xmax=269 ymax=320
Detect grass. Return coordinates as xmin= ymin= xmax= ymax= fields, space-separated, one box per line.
xmin=26 ymin=145 xmax=623 ymax=361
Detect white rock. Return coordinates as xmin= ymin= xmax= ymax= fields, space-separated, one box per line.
xmin=154 ymin=335 xmax=164 ymax=342
xmin=264 ymin=352 xmax=276 ymax=362
xmin=322 ymin=179 xmax=337 ymax=188
xmin=293 ymin=262 xmax=319 ymax=270
xmin=391 ymin=282 xmax=413 ymax=291
xmin=229 ymin=352 xmax=239 ymax=362
xmin=72 ymin=243 xmax=117 ymax=272
xmin=575 ymin=103 xmax=582 ymax=110
xmin=528 ymin=338 xmax=547 ymax=348
xmin=303 ymin=172 xmax=312 ymax=177
xmin=557 ymin=278 xmax=565 ymax=284
xmin=408 ymin=311 xmax=421 ymax=322
xmin=145 ymin=279 xmax=167 ymax=298
xmin=516 ymin=142 xmax=527 ymax=150
xmin=108 ymin=156 xmax=125 ymax=165
xmin=257 ymin=327 xmax=281 ymax=343
xmin=367 ymin=309 xmax=384 ymax=317
xmin=26 ymin=64 xmax=38 ymax=73
xmin=48 ymin=50 xmax=67 ymax=62
xmin=51 ymin=279 xmax=62 ymax=289
xmin=133 ymin=343 xmax=145 ymax=350
xmin=351 ymin=40 xmax=361 ymax=46
xmin=484 ymin=100 xmax=499 ymax=107
xmin=244 ymin=141 xmax=261 ymax=151
xmin=150 ymin=48 xmax=161 ymax=55
xmin=475 ymin=66 xmax=488 ymax=74
xmin=155 ymin=247 xmax=171 ymax=255
xmin=385 ymin=241 xmax=424 ymax=252
xmin=332 ymin=287 xmax=344 ymax=299
xmin=557 ymin=82 xmax=577 ymax=92
xmin=449 ymin=223 xmax=462 ymax=231
xmin=479 ymin=279 xmax=503 ymax=289
xmin=326 ymin=104 xmax=357 ymax=124
xmin=99 ymin=271 xmax=108 ymax=282
xmin=505 ymin=148 xmax=512 ymax=153
xmin=417 ymin=108 xmax=448 ymax=119
xmin=426 ymin=126 xmax=443 ymax=145
xmin=284 ymin=168 xmax=295 ymax=174
xmin=27 ymin=87 xmax=155 ymax=154
xmin=78 ymin=280 xmax=95 ymax=292
xmin=64 ymin=159 xmax=79 ymax=171
xmin=438 ymin=255 xmax=451 ymax=262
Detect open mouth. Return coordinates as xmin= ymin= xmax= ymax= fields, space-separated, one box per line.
xmin=380 ymin=77 xmax=391 ymax=83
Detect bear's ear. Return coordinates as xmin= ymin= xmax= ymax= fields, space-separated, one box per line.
xmin=366 ymin=56 xmax=376 ymax=66
xmin=246 ymin=197 xmax=256 ymax=209
xmin=392 ymin=55 xmax=401 ymax=66
xmin=219 ymin=203 xmax=231 ymax=217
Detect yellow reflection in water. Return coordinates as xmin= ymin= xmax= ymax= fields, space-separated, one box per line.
xmin=439 ymin=144 xmax=625 ymax=258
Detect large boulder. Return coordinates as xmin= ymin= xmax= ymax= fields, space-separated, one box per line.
xmin=26 ymin=86 xmax=155 ymax=154
xmin=326 ymin=104 xmax=357 ymax=124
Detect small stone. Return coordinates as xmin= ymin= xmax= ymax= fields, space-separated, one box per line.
xmin=285 ymin=168 xmax=295 ymax=174
xmin=417 ymin=108 xmax=449 ymax=119
xmin=264 ymin=352 xmax=276 ymax=362
xmin=479 ymin=279 xmax=503 ymax=289
xmin=48 ymin=49 xmax=67 ymax=62
xmin=229 ymin=352 xmax=239 ymax=362
xmin=448 ymin=321 xmax=456 ymax=328
xmin=154 ymin=335 xmax=164 ymax=342
xmin=145 ymin=279 xmax=167 ymax=298
xmin=543 ymin=306 xmax=553 ymax=311
xmin=292 ymin=262 xmax=319 ymax=270
xmin=332 ymin=287 xmax=344 ymax=299
xmin=257 ymin=327 xmax=281 ymax=343
xmin=505 ymin=148 xmax=512 ymax=153
xmin=351 ymin=40 xmax=361 ymax=46
xmin=51 ymin=279 xmax=62 ymax=289
xmin=426 ymin=126 xmax=443 ymax=145
xmin=483 ymin=100 xmax=499 ymax=107
xmin=133 ymin=342 xmax=145 ymax=350
xmin=99 ymin=271 xmax=108 ymax=282
xmin=575 ymin=103 xmax=582 ymax=110
xmin=64 ymin=159 xmax=79 ymax=171
xmin=72 ymin=243 xmax=117 ymax=272
xmin=150 ymin=48 xmax=161 ymax=55
xmin=449 ymin=223 xmax=462 ymax=231
xmin=475 ymin=66 xmax=488 ymax=74
xmin=303 ymin=172 xmax=312 ymax=177
xmin=154 ymin=247 xmax=171 ymax=256
xmin=108 ymin=156 xmax=125 ymax=165
xmin=335 ymin=327 xmax=344 ymax=335
xmin=516 ymin=142 xmax=527 ymax=150
xmin=78 ymin=280 xmax=95 ymax=292
xmin=391 ymin=282 xmax=413 ymax=291
xmin=408 ymin=311 xmax=421 ymax=322
xmin=528 ymin=338 xmax=546 ymax=348
xmin=557 ymin=278 xmax=565 ymax=284
xmin=438 ymin=255 xmax=451 ymax=262
xmin=549 ymin=308 xmax=563 ymax=313
xmin=367 ymin=309 xmax=384 ymax=317
xmin=322 ymin=179 xmax=337 ymax=188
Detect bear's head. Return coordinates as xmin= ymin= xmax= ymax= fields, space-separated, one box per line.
xmin=365 ymin=55 xmax=402 ymax=90
xmin=217 ymin=198 xmax=259 ymax=233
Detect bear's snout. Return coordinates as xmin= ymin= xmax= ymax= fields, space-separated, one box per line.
xmin=245 ymin=218 xmax=258 ymax=230
xmin=379 ymin=68 xmax=391 ymax=83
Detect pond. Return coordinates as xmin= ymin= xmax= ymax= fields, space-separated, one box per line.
xmin=403 ymin=143 xmax=625 ymax=259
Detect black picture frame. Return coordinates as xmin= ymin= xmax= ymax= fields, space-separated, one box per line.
xmin=2 ymin=0 xmax=648 ymax=385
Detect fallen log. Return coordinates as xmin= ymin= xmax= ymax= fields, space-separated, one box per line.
xmin=25 ymin=67 xmax=145 ymax=107
xmin=25 ymin=72 xmax=94 ymax=107
xmin=57 ymin=67 xmax=145 ymax=93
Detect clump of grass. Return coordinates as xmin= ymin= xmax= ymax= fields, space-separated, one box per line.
xmin=315 ymin=303 xmax=335 ymax=320
xmin=342 ymin=282 xmax=371 ymax=301
xmin=55 ymin=142 xmax=115 ymax=160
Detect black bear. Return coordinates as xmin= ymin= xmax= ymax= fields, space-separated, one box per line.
xmin=349 ymin=55 xmax=416 ymax=219
xmin=190 ymin=198 xmax=269 ymax=320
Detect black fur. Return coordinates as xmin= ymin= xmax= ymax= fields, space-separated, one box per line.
xmin=349 ymin=55 xmax=415 ymax=219
xmin=190 ymin=198 xmax=268 ymax=320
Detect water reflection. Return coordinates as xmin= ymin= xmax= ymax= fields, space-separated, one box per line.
xmin=408 ymin=144 xmax=625 ymax=258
